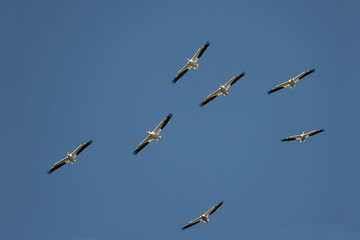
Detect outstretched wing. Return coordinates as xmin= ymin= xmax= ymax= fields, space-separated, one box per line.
xmin=281 ymin=135 xmax=301 ymax=142
xmin=154 ymin=113 xmax=173 ymax=134
xmin=191 ymin=41 xmax=210 ymax=61
xmin=71 ymin=140 xmax=93 ymax=157
xmin=48 ymin=158 xmax=69 ymax=174
xmin=268 ymin=81 xmax=290 ymax=94
xmin=133 ymin=135 xmax=153 ymax=155
xmin=172 ymin=63 xmax=191 ymax=83
xmin=200 ymin=89 xmax=222 ymax=107
xmin=224 ymin=72 xmax=246 ymax=90
xmin=205 ymin=201 xmax=224 ymax=217
xmin=307 ymin=129 xmax=324 ymax=137
xmin=182 ymin=217 xmax=202 ymax=230
xmin=293 ymin=69 xmax=315 ymax=83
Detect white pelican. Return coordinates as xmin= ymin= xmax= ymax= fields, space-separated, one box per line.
xmin=133 ymin=113 xmax=173 ymax=155
xmin=172 ymin=41 xmax=210 ymax=83
xmin=281 ymin=129 xmax=324 ymax=142
xmin=182 ymin=201 xmax=223 ymax=230
xmin=200 ymin=72 xmax=245 ymax=106
xmin=268 ymin=69 xmax=315 ymax=94
xmin=48 ymin=140 xmax=93 ymax=174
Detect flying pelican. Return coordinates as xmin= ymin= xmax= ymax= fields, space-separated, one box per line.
xmin=133 ymin=113 xmax=173 ymax=155
xmin=268 ymin=69 xmax=315 ymax=94
xmin=281 ymin=129 xmax=324 ymax=142
xmin=182 ymin=201 xmax=223 ymax=230
xmin=172 ymin=41 xmax=210 ymax=83
xmin=200 ymin=72 xmax=245 ymax=106
xmin=48 ymin=140 xmax=93 ymax=174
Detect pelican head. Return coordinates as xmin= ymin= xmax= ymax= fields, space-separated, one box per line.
xmin=186 ymin=58 xmax=190 ymax=62
xmin=64 ymin=152 xmax=69 ymax=156
xmin=146 ymin=131 xmax=151 ymax=134
xmin=302 ymin=131 xmax=305 ymax=134
xmin=218 ymin=83 xmax=222 ymax=87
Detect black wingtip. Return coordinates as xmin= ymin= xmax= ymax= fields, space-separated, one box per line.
xmin=319 ymin=129 xmax=325 ymax=133
xmin=281 ymin=138 xmax=293 ymax=142
xmin=159 ymin=113 xmax=173 ymax=130
xmin=205 ymin=41 xmax=211 ymax=46
xmin=310 ymin=68 xmax=316 ymax=73
xmin=133 ymin=151 xmax=138 ymax=155
xmin=267 ymin=90 xmax=273 ymax=95
xmin=47 ymin=170 xmax=52 ymax=175
xmin=172 ymin=78 xmax=177 ymax=84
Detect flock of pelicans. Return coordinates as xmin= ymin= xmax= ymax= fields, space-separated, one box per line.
xmin=47 ymin=41 xmax=325 ymax=230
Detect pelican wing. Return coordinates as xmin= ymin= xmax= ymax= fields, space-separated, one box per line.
xmin=154 ymin=113 xmax=173 ymax=134
xmin=267 ymin=81 xmax=290 ymax=94
xmin=205 ymin=201 xmax=224 ymax=217
xmin=200 ymin=89 xmax=222 ymax=107
xmin=281 ymin=135 xmax=301 ymax=142
xmin=133 ymin=135 xmax=153 ymax=155
xmin=48 ymin=158 xmax=69 ymax=174
xmin=182 ymin=217 xmax=202 ymax=230
xmin=307 ymin=129 xmax=324 ymax=137
xmin=224 ymin=72 xmax=246 ymax=90
xmin=191 ymin=41 xmax=210 ymax=61
xmin=172 ymin=63 xmax=191 ymax=83
xmin=293 ymin=69 xmax=315 ymax=83
xmin=71 ymin=140 xmax=93 ymax=157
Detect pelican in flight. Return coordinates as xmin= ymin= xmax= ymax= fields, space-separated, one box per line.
xmin=282 ymin=129 xmax=324 ymax=142
xmin=133 ymin=113 xmax=173 ymax=155
xmin=268 ymin=69 xmax=315 ymax=94
xmin=200 ymin=72 xmax=245 ymax=106
xmin=172 ymin=41 xmax=210 ymax=83
xmin=48 ymin=140 xmax=93 ymax=174
xmin=182 ymin=201 xmax=223 ymax=230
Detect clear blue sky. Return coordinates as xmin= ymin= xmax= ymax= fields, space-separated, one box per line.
xmin=1 ymin=0 xmax=360 ymax=239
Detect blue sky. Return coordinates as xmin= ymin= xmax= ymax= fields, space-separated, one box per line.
xmin=1 ymin=0 xmax=360 ymax=239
